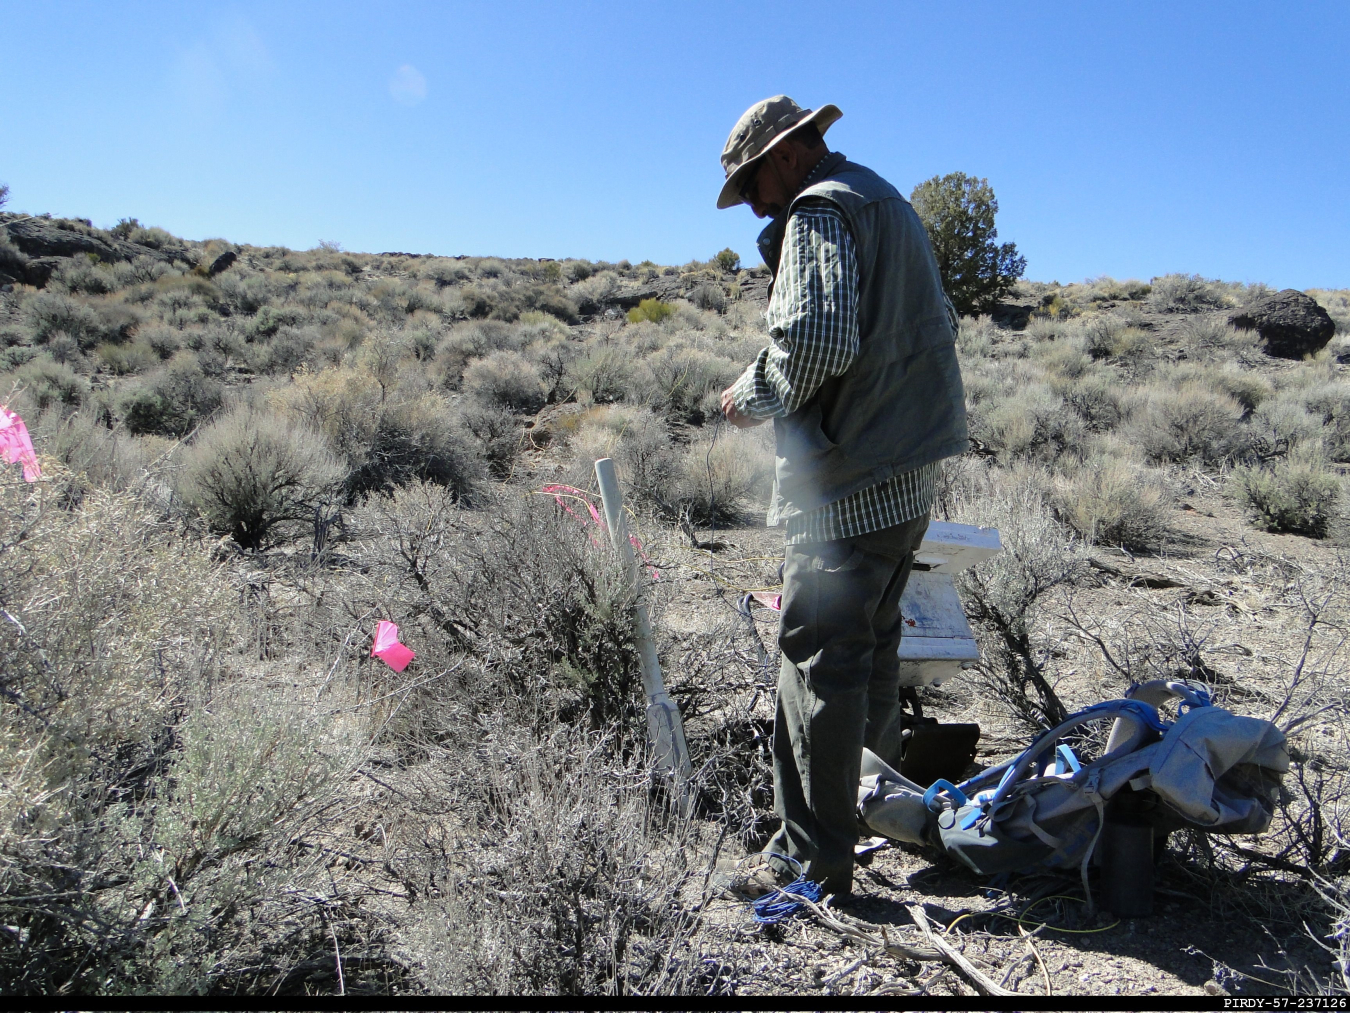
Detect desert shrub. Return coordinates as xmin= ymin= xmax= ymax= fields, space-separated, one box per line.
xmin=405 ymin=324 xmax=439 ymax=361
xmin=1129 ymin=381 xmax=1246 ymax=466
xmin=25 ymin=292 xmax=102 ymax=346
xmin=270 ymin=368 xmax=482 ymax=498
xmin=154 ymin=286 xmax=215 ymax=329
xmin=1033 ymin=337 xmax=1091 ymax=379
xmin=434 ymin=321 xmax=524 ymax=388
xmin=0 ymin=229 xmax=28 ymax=278
xmin=245 ymin=302 xmax=302 ymax=340
xmin=971 ymin=384 xmax=1083 ymax=462
xmin=459 ymin=400 xmax=522 ymax=478
xmin=691 ymin=282 xmax=727 ymax=314
xmin=670 ymin=427 xmax=774 ymax=525
xmin=527 ymin=337 xmax=580 ymax=403
xmin=1230 ymin=448 xmax=1341 ymax=538
xmin=910 ymin=172 xmax=1026 ymax=315
xmin=518 ymin=282 xmax=579 ymax=324
xmin=568 ymin=344 xmax=639 ymax=404
xmin=570 ymin=406 xmax=678 ymax=512
xmin=1301 ymin=381 xmax=1350 ymax=462
xmin=215 ymin=272 xmax=271 ymax=315
xmin=1074 ymin=276 xmax=1151 ymax=303
xmin=1061 ymin=372 xmax=1127 ymax=431
xmin=1211 ymin=365 xmax=1272 ymax=413
xmin=118 ymin=353 xmax=223 ymax=437
xmin=1024 ymin=315 xmax=1064 ymax=343
xmin=1147 ymin=273 xmax=1231 ymax=314
xmin=713 ymin=247 xmax=741 ymax=273
xmin=462 ymin=350 xmax=546 ymax=414
xmin=350 ymin=485 xmax=645 ymax=729
xmin=95 ymin=339 xmax=157 ymax=375
xmin=256 ymin=324 xmax=319 ymax=374
xmin=180 ymin=408 xmax=344 ymax=548
xmin=564 ymin=259 xmax=595 ymax=283
xmin=1248 ymin=396 xmax=1326 ymax=458
xmin=0 ymin=345 xmax=41 ymax=371
xmin=0 ymin=469 xmax=346 ymax=993
xmin=570 ymin=271 xmax=621 ymax=314
xmin=946 ymin=464 xmax=1084 ymax=729
xmin=8 ymin=356 xmax=90 ymax=409
xmin=51 ymin=254 xmax=122 ymax=295
xmin=628 ymin=298 xmax=675 ymax=325
xmin=43 ymin=334 xmax=87 ymax=368
xmin=403 ymin=724 xmax=699 ymax=995
xmin=1174 ymin=314 xmax=1260 ymax=359
xmin=1053 ymin=452 xmax=1171 ymax=551
xmin=140 ymin=324 xmax=183 ymax=360
xmin=1081 ymin=315 xmax=1150 ymax=361
xmin=126 ymin=224 xmax=183 ymax=251
xmin=44 ymin=412 xmax=162 ymax=491
xmin=957 ymin=314 xmax=998 ymax=358
xmin=421 ymin=259 xmax=470 ymax=287
xmin=636 ymin=344 xmax=740 ymax=425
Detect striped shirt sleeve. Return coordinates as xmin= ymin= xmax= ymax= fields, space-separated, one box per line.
xmin=729 ymin=201 xmax=859 ymax=419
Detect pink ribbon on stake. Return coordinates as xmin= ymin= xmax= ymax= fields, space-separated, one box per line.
xmin=0 ymin=406 xmax=40 ymax=482
xmin=370 ymin=620 xmax=415 ymax=672
xmin=539 ymin=483 xmax=660 ymax=581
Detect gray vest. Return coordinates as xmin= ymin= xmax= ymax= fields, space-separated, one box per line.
xmin=758 ymin=152 xmax=968 ymax=522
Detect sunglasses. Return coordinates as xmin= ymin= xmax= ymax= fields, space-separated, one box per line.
xmin=738 ymin=160 xmax=763 ymax=204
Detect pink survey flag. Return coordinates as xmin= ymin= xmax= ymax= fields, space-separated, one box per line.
xmin=370 ymin=620 xmax=415 ymax=672
xmin=0 ymin=406 xmax=39 ymax=482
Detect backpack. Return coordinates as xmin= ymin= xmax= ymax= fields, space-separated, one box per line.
xmin=858 ymin=679 xmax=1288 ymax=877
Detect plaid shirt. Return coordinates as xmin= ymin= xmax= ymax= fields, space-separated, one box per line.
xmin=730 ymin=199 xmax=938 ymax=545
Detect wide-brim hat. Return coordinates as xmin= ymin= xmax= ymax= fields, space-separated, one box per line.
xmin=717 ymin=95 xmax=842 ymax=209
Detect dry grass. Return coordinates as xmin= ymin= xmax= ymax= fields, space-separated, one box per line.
xmin=5 ymin=221 xmax=1350 ymax=995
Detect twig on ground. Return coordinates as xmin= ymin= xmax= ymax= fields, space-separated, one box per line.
xmin=1019 ymin=923 xmax=1052 ymax=996
xmin=906 ymin=904 xmax=1017 ymax=997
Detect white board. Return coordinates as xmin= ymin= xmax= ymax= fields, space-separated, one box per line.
xmin=913 ymin=521 xmax=1002 ymax=574
xmin=897 ymin=569 xmax=981 ymax=687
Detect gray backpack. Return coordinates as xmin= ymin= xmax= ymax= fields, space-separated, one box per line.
xmin=858 ymin=680 xmax=1288 ymax=876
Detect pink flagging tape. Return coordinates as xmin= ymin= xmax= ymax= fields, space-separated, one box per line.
xmin=541 ymin=483 xmax=604 ymax=527
xmin=371 ymin=620 xmax=415 ymax=672
xmin=539 ymin=483 xmax=660 ymax=580
xmin=749 ymin=590 xmax=782 ymax=612
xmin=0 ymin=407 xmax=40 ymax=482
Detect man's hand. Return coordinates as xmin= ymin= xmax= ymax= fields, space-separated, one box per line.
xmin=721 ymin=385 xmax=766 ymax=429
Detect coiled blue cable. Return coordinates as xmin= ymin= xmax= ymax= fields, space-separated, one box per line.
xmin=739 ymin=853 xmax=824 ymax=924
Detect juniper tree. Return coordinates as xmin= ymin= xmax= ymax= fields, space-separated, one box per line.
xmin=910 ymin=172 xmax=1026 ymax=316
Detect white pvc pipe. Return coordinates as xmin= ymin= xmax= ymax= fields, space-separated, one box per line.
xmin=594 ymin=458 xmax=692 ymax=781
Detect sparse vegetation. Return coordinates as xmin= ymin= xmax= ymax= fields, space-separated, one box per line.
xmin=2 ymin=207 xmax=1349 ymax=997
xmin=1230 ymin=447 xmax=1342 ymax=538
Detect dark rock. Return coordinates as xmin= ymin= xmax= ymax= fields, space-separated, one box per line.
xmin=208 ymin=250 xmax=237 ymax=277
xmin=22 ymin=257 xmax=62 ymax=288
xmin=1230 ymin=289 xmax=1334 ymax=359
xmin=1 ymin=217 xmax=188 ymax=266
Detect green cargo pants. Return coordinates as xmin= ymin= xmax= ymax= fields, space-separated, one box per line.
xmin=764 ymin=512 xmax=931 ymax=896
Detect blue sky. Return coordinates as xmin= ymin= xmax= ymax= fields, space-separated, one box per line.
xmin=3 ymin=2 xmax=1347 ymax=288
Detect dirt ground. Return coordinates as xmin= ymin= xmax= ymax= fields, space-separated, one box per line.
xmin=605 ymin=461 xmax=1345 ymax=998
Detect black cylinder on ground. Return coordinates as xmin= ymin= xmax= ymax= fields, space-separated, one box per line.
xmin=1100 ymin=818 xmax=1155 ymax=917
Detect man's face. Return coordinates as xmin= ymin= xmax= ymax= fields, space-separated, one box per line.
xmin=741 ymin=147 xmax=795 ymax=219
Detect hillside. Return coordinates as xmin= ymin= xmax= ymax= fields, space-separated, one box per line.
xmin=2 ymin=210 xmax=1350 ymax=997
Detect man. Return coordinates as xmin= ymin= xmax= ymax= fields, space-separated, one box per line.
xmin=717 ymin=96 xmax=968 ymax=897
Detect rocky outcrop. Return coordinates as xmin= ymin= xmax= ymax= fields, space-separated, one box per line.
xmin=1 ymin=216 xmax=190 ymax=267
xmin=1230 ymin=289 xmax=1335 ymax=360
xmin=208 ymin=250 xmax=238 ymax=277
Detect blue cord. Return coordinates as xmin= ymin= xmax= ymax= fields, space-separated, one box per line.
xmin=752 ymin=877 xmax=823 ymax=924
xmin=738 ymin=853 xmax=824 ymax=924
